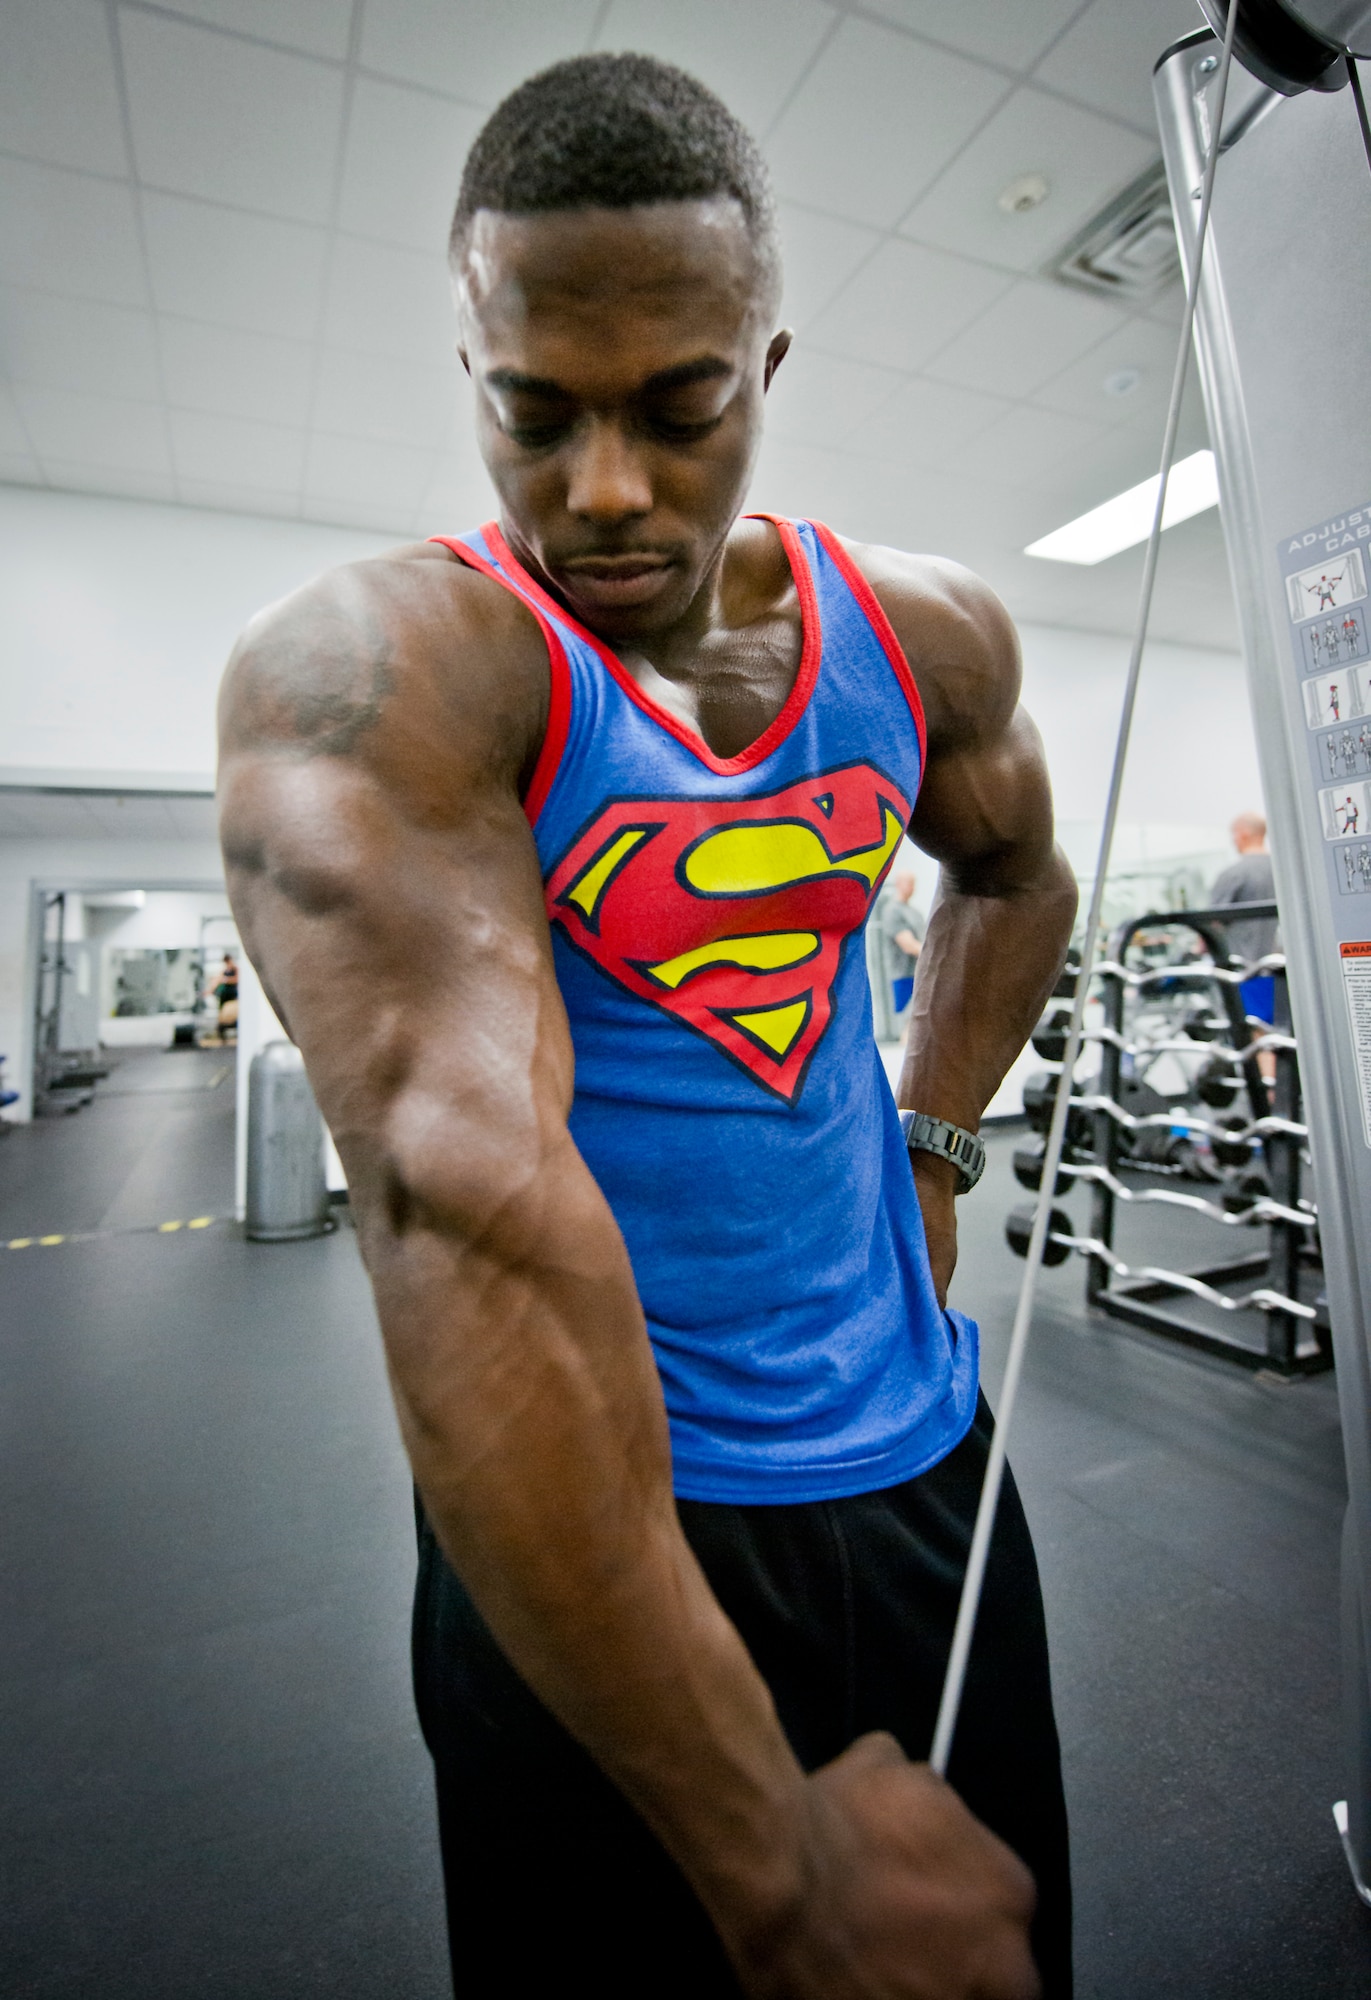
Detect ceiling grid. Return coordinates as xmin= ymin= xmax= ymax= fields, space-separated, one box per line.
xmin=0 ymin=0 xmax=1236 ymax=645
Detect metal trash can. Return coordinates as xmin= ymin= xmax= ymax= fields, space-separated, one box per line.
xmin=245 ymin=1040 xmax=332 ymax=1242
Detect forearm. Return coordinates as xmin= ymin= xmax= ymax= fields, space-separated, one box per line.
xmin=897 ymin=849 xmax=1076 ymax=1126
xmin=356 ymin=1144 xmax=806 ymax=1953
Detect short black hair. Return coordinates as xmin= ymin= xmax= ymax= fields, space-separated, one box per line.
xmin=451 ymin=52 xmax=780 ymax=304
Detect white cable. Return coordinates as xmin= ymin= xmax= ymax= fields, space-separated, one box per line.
xmin=928 ymin=5 xmax=1242 ymax=1779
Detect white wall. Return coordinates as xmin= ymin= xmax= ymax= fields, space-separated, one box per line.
xmin=0 ymin=836 xmax=223 ymax=1119
xmin=1016 ymin=620 xmax=1263 ymax=864
xmin=0 ymin=486 xmax=399 ymax=789
xmin=88 ymin=888 xmax=234 ymax=951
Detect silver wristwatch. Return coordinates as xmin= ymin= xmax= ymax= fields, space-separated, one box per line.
xmin=900 ymin=1110 xmax=986 ymax=1195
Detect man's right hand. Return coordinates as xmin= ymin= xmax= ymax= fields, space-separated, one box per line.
xmin=732 ymin=1735 xmax=1040 ymax=2000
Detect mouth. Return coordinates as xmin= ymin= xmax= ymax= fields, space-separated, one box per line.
xmin=556 ymin=551 xmax=678 ymax=611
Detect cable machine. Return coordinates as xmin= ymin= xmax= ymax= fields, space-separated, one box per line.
xmin=931 ymin=0 xmax=1371 ymax=1913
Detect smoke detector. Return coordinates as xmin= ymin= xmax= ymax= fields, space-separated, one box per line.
xmin=1048 ymin=163 xmax=1181 ymax=302
xmin=997 ymin=171 xmax=1050 ymax=214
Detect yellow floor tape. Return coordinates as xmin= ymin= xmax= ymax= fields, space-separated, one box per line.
xmin=5 ymin=1216 xmax=225 ymax=1251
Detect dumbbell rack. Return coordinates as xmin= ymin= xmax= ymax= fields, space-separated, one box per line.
xmin=1015 ymin=903 xmax=1329 ymax=1379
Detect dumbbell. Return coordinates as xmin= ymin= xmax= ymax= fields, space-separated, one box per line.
xmin=1180 ymin=1004 xmax=1227 ymax=1044
xmin=1030 ymin=1004 xmax=1071 ymax=1062
xmin=1052 ymin=957 xmax=1082 ymax=1000
xmin=1212 ymin=1114 xmax=1256 ymax=1169
xmin=1022 ymin=1071 xmax=1094 ymax=1149
xmin=1222 ymin=1168 xmax=1270 ymax=1216
xmin=1005 ymin=1201 xmax=1074 ymax=1265
xmin=1012 ymin=1135 xmax=1078 ymax=1195
xmin=1195 ymin=1052 xmax=1239 ymax=1109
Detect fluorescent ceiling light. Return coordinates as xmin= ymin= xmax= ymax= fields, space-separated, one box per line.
xmin=1024 ymin=449 xmax=1219 ymax=565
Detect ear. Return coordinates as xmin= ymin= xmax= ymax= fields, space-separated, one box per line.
xmin=763 ymin=328 xmax=793 ymax=392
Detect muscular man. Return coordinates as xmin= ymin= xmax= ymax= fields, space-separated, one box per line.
xmin=219 ymin=56 xmax=1076 ymax=2000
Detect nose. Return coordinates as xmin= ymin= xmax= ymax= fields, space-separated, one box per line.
xmin=564 ymin=416 xmax=652 ymax=525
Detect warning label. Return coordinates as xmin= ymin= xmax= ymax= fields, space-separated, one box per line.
xmin=1341 ymin=941 xmax=1371 ymax=1147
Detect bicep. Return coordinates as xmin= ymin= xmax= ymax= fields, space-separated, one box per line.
xmin=908 ymin=706 xmax=1057 ymax=895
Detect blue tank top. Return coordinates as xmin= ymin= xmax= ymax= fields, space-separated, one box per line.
xmin=433 ymin=516 xmax=978 ymax=1504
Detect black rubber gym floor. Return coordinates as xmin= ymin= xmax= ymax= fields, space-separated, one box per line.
xmin=2 ymin=1054 xmax=1368 ymax=1997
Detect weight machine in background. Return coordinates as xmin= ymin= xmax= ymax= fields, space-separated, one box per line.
xmin=1155 ymin=15 xmax=1371 ymax=1906
xmin=1011 ymin=902 xmax=1327 ymax=1376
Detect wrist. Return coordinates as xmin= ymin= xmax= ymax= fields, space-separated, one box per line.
xmin=899 ymin=1109 xmax=985 ymax=1193
xmin=680 ymin=1768 xmax=813 ymax=1972
xmin=909 ymin=1148 xmax=959 ymax=1200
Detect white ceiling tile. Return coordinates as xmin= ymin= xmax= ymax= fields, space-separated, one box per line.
xmin=337 ymin=78 xmax=484 ymax=254
xmin=0 ymin=0 xmax=128 ymax=176
xmin=419 ymin=450 xmax=497 ymax=529
xmin=304 ymin=431 xmax=434 ymax=512
xmin=765 ymin=347 xmax=900 ymax=450
xmin=854 ymin=0 xmax=1085 ymax=72
xmin=898 ymin=85 xmax=1157 ymax=275
xmin=805 ymin=239 xmax=1010 ymax=374
xmin=1145 ymin=278 xmax=1187 ymax=326
xmin=765 ymin=16 xmax=1008 ymax=227
xmin=14 ymin=384 xmax=171 ymax=473
xmin=0 ymin=380 xmax=37 ymax=453
xmin=168 ymin=408 xmax=307 ymax=490
xmin=119 ymin=10 xmax=345 ymax=225
xmin=358 ymin=0 xmax=601 ymax=108
xmin=1030 ymin=312 xmax=1188 ymax=423
xmin=0 ymin=158 xmax=147 ymax=306
xmin=924 ymin=277 xmax=1120 ymax=397
xmin=0 ymin=289 xmax=161 ymax=400
xmin=323 ymin=235 xmax=455 ymax=361
xmin=142 ymin=193 xmax=329 ymax=338
xmin=37 ymin=458 xmax=179 ymax=503
xmin=148 ymin=0 xmax=355 ymax=62
xmin=593 ymin=0 xmax=837 ymax=135
xmin=1015 ymin=405 xmax=1209 ymax=537
xmin=312 ymin=346 xmax=465 ymax=447
xmin=776 ymin=203 xmax=880 ymax=331
xmin=0 ymin=451 xmax=45 ymax=484
xmin=158 ymin=318 xmax=315 ymax=427
xmin=176 ymin=478 xmax=301 ymax=520
xmin=951 ymin=402 xmax=1111 ymax=487
xmin=747 ymin=435 xmax=879 ymax=532
xmin=1035 ymin=0 xmax=1208 ymax=132
xmin=845 ymin=374 xmax=1011 ymax=469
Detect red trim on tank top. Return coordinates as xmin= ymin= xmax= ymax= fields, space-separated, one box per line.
xmin=809 ymin=521 xmax=927 ymax=776
xmin=480 ymin=517 xmax=823 ymax=778
xmin=428 ymin=534 xmax=572 ymax=827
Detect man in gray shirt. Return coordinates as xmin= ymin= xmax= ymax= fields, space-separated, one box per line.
xmin=1209 ymin=812 xmax=1277 ymax=965
xmin=1210 ymin=812 xmax=1279 ymax=1047
xmin=877 ymin=868 xmax=927 ymax=1019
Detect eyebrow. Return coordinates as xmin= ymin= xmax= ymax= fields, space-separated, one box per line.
xmin=484 ymin=356 xmax=735 ymax=399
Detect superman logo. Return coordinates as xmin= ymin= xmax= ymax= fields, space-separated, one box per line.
xmin=545 ymin=763 xmax=911 ymax=1102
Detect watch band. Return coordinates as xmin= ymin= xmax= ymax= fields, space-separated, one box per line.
xmin=900 ymin=1110 xmax=986 ymax=1195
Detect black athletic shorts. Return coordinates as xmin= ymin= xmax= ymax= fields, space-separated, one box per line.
xmin=412 ymin=1393 xmax=1072 ymax=1997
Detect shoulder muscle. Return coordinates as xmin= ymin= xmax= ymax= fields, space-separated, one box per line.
xmin=832 ymin=534 xmax=1021 ymax=755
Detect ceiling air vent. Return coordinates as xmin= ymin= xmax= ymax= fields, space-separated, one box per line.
xmin=1048 ymin=164 xmax=1181 ymax=302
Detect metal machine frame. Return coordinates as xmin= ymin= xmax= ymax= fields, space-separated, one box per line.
xmin=1156 ymin=25 xmax=1371 ymax=1903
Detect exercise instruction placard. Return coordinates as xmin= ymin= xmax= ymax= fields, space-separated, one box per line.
xmin=1342 ymin=941 xmax=1371 ymax=1146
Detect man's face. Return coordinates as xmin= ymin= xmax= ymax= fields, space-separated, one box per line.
xmin=455 ymin=199 xmax=787 ymax=641
xmin=892 ymin=873 xmax=915 ymax=904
